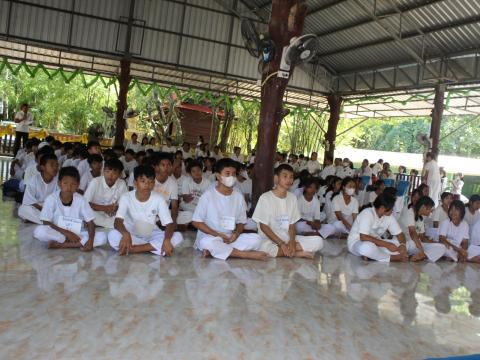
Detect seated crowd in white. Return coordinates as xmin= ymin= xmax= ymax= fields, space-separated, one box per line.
xmin=4 ymin=133 xmax=480 ymax=264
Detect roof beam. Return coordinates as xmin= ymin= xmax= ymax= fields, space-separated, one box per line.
xmin=316 ymin=0 xmax=445 ymax=38
xmin=306 ymin=0 xmax=349 ymax=17
xmin=316 ymin=15 xmax=480 ymax=60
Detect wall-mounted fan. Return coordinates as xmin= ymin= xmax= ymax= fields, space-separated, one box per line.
xmin=416 ymin=132 xmax=432 ymax=157
xmin=241 ymin=19 xmax=275 ymax=63
xmin=279 ymin=34 xmax=319 ymax=77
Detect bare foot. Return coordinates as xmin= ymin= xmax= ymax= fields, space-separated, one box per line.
xmin=410 ymin=254 xmax=426 ymax=262
xmin=390 ymin=254 xmax=409 ymax=262
xmin=202 ymin=250 xmax=212 ymax=258
xmin=244 ymin=251 xmax=268 ymax=261
xmin=48 ymin=241 xmax=61 ymax=249
xmin=295 ymin=251 xmax=315 ymax=259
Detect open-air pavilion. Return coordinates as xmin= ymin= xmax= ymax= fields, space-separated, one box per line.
xmin=1 ymin=1 xmax=480 ymax=359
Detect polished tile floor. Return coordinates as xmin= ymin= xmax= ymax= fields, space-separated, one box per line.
xmin=1 ymin=199 xmax=480 ymax=360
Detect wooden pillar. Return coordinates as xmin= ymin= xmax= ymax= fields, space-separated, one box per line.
xmin=323 ymin=94 xmax=343 ymax=164
xmin=430 ymin=84 xmax=445 ymax=159
xmin=114 ymin=59 xmax=131 ymax=146
xmin=251 ymin=0 xmax=307 ymax=209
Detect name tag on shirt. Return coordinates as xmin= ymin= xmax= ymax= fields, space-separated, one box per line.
xmin=276 ymin=215 xmax=290 ymax=230
xmin=58 ymin=216 xmax=82 ymax=235
xmin=220 ymin=215 xmax=235 ymax=231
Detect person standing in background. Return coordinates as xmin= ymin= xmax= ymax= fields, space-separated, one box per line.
xmin=13 ymin=103 xmax=33 ymax=156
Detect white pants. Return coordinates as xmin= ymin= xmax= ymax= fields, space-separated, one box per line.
xmin=321 ymin=221 xmax=347 ymax=238
xmin=444 ymin=245 xmax=480 ymax=262
xmin=18 ymin=204 xmax=42 ymax=224
xmin=108 ymin=228 xmax=183 ymax=256
xmin=177 ymin=211 xmax=193 ymax=225
xmin=260 ymin=235 xmax=324 ymax=258
xmin=425 ymin=227 xmax=440 ymax=242
xmin=350 ymin=238 xmax=445 ymax=262
xmin=92 ymin=211 xmax=115 ymax=229
xmin=34 ymin=225 xmax=107 ymax=247
xmin=244 ymin=218 xmax=258 ymax=231
xmin=196 ymin=233 xmax=263 ymax=260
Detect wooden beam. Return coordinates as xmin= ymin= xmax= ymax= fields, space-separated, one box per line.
xmin=323 ymin=94 xmax=343 ymax=163
xmin=251 ymin=0 xmax=307 ymax=209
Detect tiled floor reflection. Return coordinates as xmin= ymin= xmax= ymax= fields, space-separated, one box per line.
xmin=0 ymin=199 xmax=479 ymax=359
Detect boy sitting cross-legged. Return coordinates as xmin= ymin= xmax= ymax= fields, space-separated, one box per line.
xmin=107 ymin=165 xmax=183 ymax=256
xmin=84 ymin=158 xmax=128 ymax=228
xmin=252 ymin=164 xmax=324 ymax=259
xmin=191 ymin=158 xmax=266 ymax=260
xmin=33 ymin=166 xmax=106 ymax=251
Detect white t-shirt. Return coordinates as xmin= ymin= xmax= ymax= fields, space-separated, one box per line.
xmin=14 ymin=111 xmax=33 ymax=132
xmin=358 ymin=167 xmax=373 ymax=178
xmin=77 ymin=159 xmax=90 ymax=177
xmin=368 ymin=191 xmax=379 ymax=204
xmin=320 ymin=164 xmax=336 ymax=179
xmin=399 ymin=207 xmax=426 ymax=241
xmin=372 ymin=163 xmax=383 ymax=175
xmin=230 ymin=153 xmax=244 ymax=163
xmin=79 ymin=171 xmax=96 ymax=192
xmin=116 ymin=191 xmax=173 ymax=231
xmin=238 ymin=178 xmax=252 ymax=198
xmin=180 ymin=177 xmax=211 ymax=211
xmin=22 ymin=173 xmax=58 ymax=206
xmin=122 ymin=159 xmax=138 ymax=177
xmin=451 ymin=178 xmax=464 ymax=195
xmin=192 ymin=187 xmax=247 ymax=245
xmin=432 ymin=206 xmax=449 ymax=224
xmin=181 ymin=149 xmax=193 ymax=159
xmin=252 ymin=191 xmax=301 ymax=243
xmin=84 ymin=176 xmax=128 ymax=207
xmin=336 ymin=166 xmax=355 ymax=179
xmin=126 ymin=141 xmax=142 ymax=153
xmin=470 ymin=220 xmax=480 ymax=246
xmin=464 ymin=207 xmax=480 ymax=227
xmin=297 ymin=195 xmax=322 ymax=222
xmin=161 ymin=145 xmax=177 ymax=153
xmin=439 ymin=219 xmax=469 ymax=247
xmin=423 ymin=160 xmax=440 ymax=185
xmin=306 ymin=160 xmax=321 ymax=175
xmin=62 ymin=158 xmax=79 ymax=168
xmin=23 ymin=163 xmax=40 ymax=186
xmin=329 ymin=194 xmax=359 ymax=224
xmin=153 ymin=176 xmax=178 ymax=206
xmin=211 ymin=152 xmax=223 ymax=161
xmin=347 ymin=207 xmax=402 ymax=251
xmin=40 ymin=191 xmax=95 ymax=229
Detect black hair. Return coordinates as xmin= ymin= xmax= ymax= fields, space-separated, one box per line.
xmin=113 ymin=144 xmax=125 ymax=152
xmin=104 ymin=158 xmax=124 ymax=172
xmin=25 ymin=139 xmax=36 ymax=150
xmin=63 ymin=142 xmax=74 ymax=152
xmin=174 ymin=150 xmax=183 ymax=157
xmin=52 ymin=140 xmax=62 ymax=148
xmin=133 ymin=165 xmax=155 ymax=180
xmin=417 ymin=183 xmax=429 ymax=195
xmin=59 ymin=166 xmax=80 ymax=183
xmin=36 ymin=145 xmax=54 ymax=159
xmin=136 ymin=150 xmax=146 ymax=159
xmin=372 ymin=179 xmax=384 ymax=193
xmin=274 ymin=163 xmax=294 ymax=175
xmin=102 ymin=148 xmax=117 ymax=161
xmin=303 ymin=178 xmax=319 ymax=191
xmin=408 ymin=188 xmax=422 ymax=209
xmin=215 ymin=158 xmax=238 ymax=173
xmin=324 ymin=155 xmax=333 ymax=162
xmin=449 ymin=200 xmax=466 ymax=221
xmin=187 ymin=160 xmax=203 ymax=173
xmin=79 ymin=148 xmax=89 ymax=160
xmin=383 ymin=187 xmax=397 ymax=198
xmin=45 ymin=135 xmax=55 ymax=143
xmin=440 ymin=192 xmax=453 ymax=201
xmin=151 ymin=152 xmax=173 ymax=166
xmin=298 ymin=170 xmax=313 ymax=188
xmin=468 ymin=194 xmax=480 ymax=206
xmin=87 ymin=140 xmax=100 ymax=150
xmin=373 ymin=193 xmax=396 ymax=211
xmin=125 ymin=149 xmax=135 ymax=156
xmin=414 ymin=196 xmax=435 ymax=221
xmin=87 ymin=154 xmax=103 ymax=165
xmin=39 ymin=153 xmax=58 ymax=166
xmin=131 ymin=132 xmax=138 ymax=138
xmin=332 ymin=176 xmax=355 ymax=200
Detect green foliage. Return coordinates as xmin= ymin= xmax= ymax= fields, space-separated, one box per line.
xmin=0 ymin=69 xmax=116 ymax=135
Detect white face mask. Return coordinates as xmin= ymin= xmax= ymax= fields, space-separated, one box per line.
xmin=345 ymin=188 xmax=355 ymax=196
xmin=221 ymin=176 xmax=236 ymax=188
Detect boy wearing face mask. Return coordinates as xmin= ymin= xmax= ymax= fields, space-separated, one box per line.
xmin=191 ymin=158 xmax=266 ymax=260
